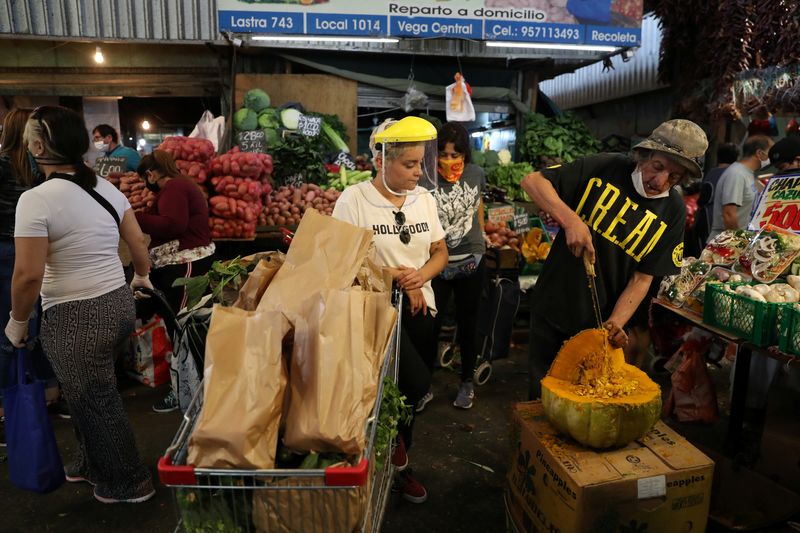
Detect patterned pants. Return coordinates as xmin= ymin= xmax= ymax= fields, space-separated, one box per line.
xmin=41 ymin=285 xmax=153 ymax=500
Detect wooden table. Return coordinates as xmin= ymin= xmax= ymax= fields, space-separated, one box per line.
xmin=652 ymin=299 xmax=797 ymax=449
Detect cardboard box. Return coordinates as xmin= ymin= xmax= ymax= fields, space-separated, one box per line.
xmin=507 ymin=402 xmax=714 ymax=533
xmin=487 ymin=202 xmax=515 ymax=225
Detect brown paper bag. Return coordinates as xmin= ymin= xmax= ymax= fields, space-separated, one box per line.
xmin=251 ymin=471 xmax=371 ymax=533
xmin=233 ymin=252 xmax=285 ymax=310
xmin=259 ymin=209 xmax=373 ymax=316
xmin=187 ymin=306 xmax=290 ymax=469
xmin=283 ymin=287 xmax=397 ymax=455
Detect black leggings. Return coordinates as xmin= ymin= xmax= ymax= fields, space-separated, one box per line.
xmin=528 ymin=314 xmax=570 ymax=400
xmin=397 ymin=308 xmax=436 ymax=450
xmin=432 ymin=259 xmax=486 ymax=382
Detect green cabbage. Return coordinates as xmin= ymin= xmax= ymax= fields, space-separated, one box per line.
xmin=233 ymin=108 xmax=258 ymax=132
xmin=280 ymin=108 xmax=301 ymax=130
xmin=257 ymin=108 xmax=280 ymax=129
xmin=244 ymin=89 xmax=271 ymax=113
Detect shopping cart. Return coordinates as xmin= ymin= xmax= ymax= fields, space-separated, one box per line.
xmin=158 ymin=292 xmax=403 ymax=533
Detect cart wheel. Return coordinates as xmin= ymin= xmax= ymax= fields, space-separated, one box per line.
xmin=474 ymin=361 xmax=492 ymax=386
xmin=439 ymin=345 xmax=457 ymax=368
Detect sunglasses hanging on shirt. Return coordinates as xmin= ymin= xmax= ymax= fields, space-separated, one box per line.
xmin=393 ymin=211 xmax=411 ymax=245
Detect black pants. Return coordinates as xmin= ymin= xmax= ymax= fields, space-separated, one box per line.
xmin=150 ymin=255 xmax=215 ymax=314
xmin=397 ymin=308 xmax=436 ymax=450
xmin=432 ymin=259 xmax=486 ymax=382
xmin=528 ymin=314 xmax=570 ymax=400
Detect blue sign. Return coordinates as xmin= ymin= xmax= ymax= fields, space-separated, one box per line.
xmin=217 ymin=1 xmax=643 ymax=47
xmin=307 ymin=13 xmax=386 ymax=36
xmin=390 ymin=16 xmax=482 ymax=39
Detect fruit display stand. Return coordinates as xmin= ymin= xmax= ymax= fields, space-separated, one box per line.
xmin=652 ymin=299 xmax=797 ymax=450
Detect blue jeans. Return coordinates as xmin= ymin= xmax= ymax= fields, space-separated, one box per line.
xmin=0 ymin=240 xmax=56 ymax=401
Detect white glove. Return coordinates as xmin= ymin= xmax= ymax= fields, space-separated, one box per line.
xmin=130 ymin=273 xmax=154 ymax=292
xmin=4 ymin=312 xmax=29 ymax=348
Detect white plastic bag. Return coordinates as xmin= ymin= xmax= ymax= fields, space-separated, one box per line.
xmin=189 ymin=110 xmax=225 ymax=152
xmin=445 ymin=75 xmax=475 ymax=122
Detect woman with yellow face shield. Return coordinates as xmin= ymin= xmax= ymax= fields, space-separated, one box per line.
xmin=332 ymin=116 xmax=448 ymax=504
xmin=429 ymin=122 xmax=487 ymax=411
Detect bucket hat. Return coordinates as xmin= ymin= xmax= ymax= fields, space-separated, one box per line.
xmin=633 ymin=119 xmax=708 ymax=179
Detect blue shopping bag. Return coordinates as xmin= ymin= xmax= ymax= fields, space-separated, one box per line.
xmin=3 ymin=348 xmax=65 ymax=493
xmin=567 ymin=0 xmax=612 ymax=24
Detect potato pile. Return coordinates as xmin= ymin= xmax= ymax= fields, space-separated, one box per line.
xmin=484 ymin=221 xmax=521 ymax=252
xmin=259 ymin=184 xmax=341 ymax=227
xmin=157 ymin=136 xmax=216 ymax=186
xmin=117 ymin=172 xmax=155 ymax=213
xmin=206 ymin=147 xmax=275 ymax=240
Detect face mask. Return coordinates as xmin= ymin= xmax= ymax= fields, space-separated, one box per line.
xmin=761 ymin=157 xmax=771 ymax=169
xmin=94 ymin=140 xmax=109 ymax=152
xmin=632 ymin=167 xmax=669 ymax=199
xmin=26 ymin=150 xmax=40 ymax=176
xmin=438 ymin=156 xmax=465 ymax=183
xmin=144 ymin=175 xmax=161 ymax=193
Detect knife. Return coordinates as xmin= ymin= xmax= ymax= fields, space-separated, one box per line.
xmin=582 ymin=251 xmax=604 ymax=330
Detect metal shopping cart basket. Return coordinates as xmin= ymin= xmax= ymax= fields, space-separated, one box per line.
xmin=157 ymin=293 xmax=402 ymax=533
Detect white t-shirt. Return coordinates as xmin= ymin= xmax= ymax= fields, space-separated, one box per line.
xmin=15 ymin=176 xmax=131 ymax=310
xmin=332 ymin=181 xmax=446 ymax=312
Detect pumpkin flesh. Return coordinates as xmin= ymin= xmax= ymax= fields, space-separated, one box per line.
xmin=541 ymin=329 xmax=661 ymax=448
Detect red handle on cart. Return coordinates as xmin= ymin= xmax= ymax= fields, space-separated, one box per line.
xmin=324 ymin=458 xmax=369 ymax=487
xmin=158 ymin=455 xmax=198 ymax=486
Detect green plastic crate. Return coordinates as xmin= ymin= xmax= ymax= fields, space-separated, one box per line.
xmin=777 ymin=304 xmax=800 ymax=356
xmin=702 ymin=282 xmax=792 ymax=347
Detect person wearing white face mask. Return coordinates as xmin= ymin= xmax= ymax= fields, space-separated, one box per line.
xmin=520 ymin=119 xmax=707 ymax=400
xmin=708 ymin=134 xmax=774 ymax=241
xmin=91 ymin=124 xmax=141 ymax=172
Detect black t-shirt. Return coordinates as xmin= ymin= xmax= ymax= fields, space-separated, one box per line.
xmin=0 ymin=156 xmax=30 ymax=240
xmin=532 ymin=154 xmax=685 ymax=334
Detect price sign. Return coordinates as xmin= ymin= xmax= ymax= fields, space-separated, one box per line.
xmin=93 ymin=156 xmax=127 ymax=178
xmin=512 ymin=213 xmax=531 ymax=234
xmin=285 ymin=173 xmax=305 ymax=188
xmin=237 ymin=130 xmax=267 ymax=153
xmin=335 ymin=151 xmax=357 ymax=171
xmin=749 ymin=173 xmax=800 ymax=233
xmin=297 ymin=114 xmax=322 ymax=137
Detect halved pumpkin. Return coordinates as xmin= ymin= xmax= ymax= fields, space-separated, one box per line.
xmin=541 ymin=329 xmax=661 ymax=449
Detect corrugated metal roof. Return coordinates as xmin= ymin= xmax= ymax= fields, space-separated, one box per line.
xmin=0 ymin=0 xmax=218 ymax=43
xmin=539 ymin=14 xmax=665 ymax=110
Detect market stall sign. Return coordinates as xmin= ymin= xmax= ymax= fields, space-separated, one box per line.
xmin=218 ymin=0 xmax=642 ymax=46
xmin=93 ymin=156 xmax=127 ymax=179
xmin=334 ymin=151 xmax=357 ymax=171
xmin=297 ymin=114 xmax=322 ymax=137
xmin=237 ymin=130 xmax=268 ymax=153
xmin=749 ymin=172 xmax=800 ymax=233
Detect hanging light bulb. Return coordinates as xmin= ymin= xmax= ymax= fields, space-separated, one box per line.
xmin=94 ymin=46 xmax=104 ymax=64
xmin=141 ymin=120 xmax=151 ymax=131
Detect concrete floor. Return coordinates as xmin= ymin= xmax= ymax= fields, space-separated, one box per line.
xmin=1 ymin=345 xmax=798 ymax=532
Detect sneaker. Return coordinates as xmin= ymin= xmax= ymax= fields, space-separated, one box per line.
xmin=0 ymin=416 xmax=6 ymax=447
xmin=391 ymin=437 xmax=408 ymax=472
xmin=94 ymin=488 xmax=155 ymax=504
xmin=398 ymin=469 xmax=427 ymax=504
xmin=453 ymin=381 xmax=475 ymax=410
xmin=64 ymin=463 xmax=95 ymax=486
xmin=152 ymin=389 xmax=179 ymax=413
xmin=48 ymin=398 xmax=72 ymax=419
xmin=94 ymin=480 xmax=155 ymax=504
xmin=415 ymin=391 xmax=433 ymax=413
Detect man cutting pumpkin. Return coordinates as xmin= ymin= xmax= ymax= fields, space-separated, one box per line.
xmin=521 ymin=119 xmax=708 ymax=399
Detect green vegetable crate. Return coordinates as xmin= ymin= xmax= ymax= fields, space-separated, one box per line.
xmin=777 ymin=304 xmax=800 ymax=356
xmin=703 ymin=282 xmax=791 ymax=347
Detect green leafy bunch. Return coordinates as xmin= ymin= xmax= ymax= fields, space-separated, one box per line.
xmin=487 ymin=162 xmax=534 ymax=202
xmin=172 ymin=256 xmax=251 ymax=310
xmin=519 ymin=112 xmax=601 ymax=168
xmin=374 ymin=377 xmax=413 ymax=471
xmin=270 ymin=134 xmax=327 ymax=185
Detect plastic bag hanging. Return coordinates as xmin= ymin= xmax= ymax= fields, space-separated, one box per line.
xmin=445 ymin=72 xmax=475 ymax=123
xmin=371 ymin=116 xmax=438 ymax=196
